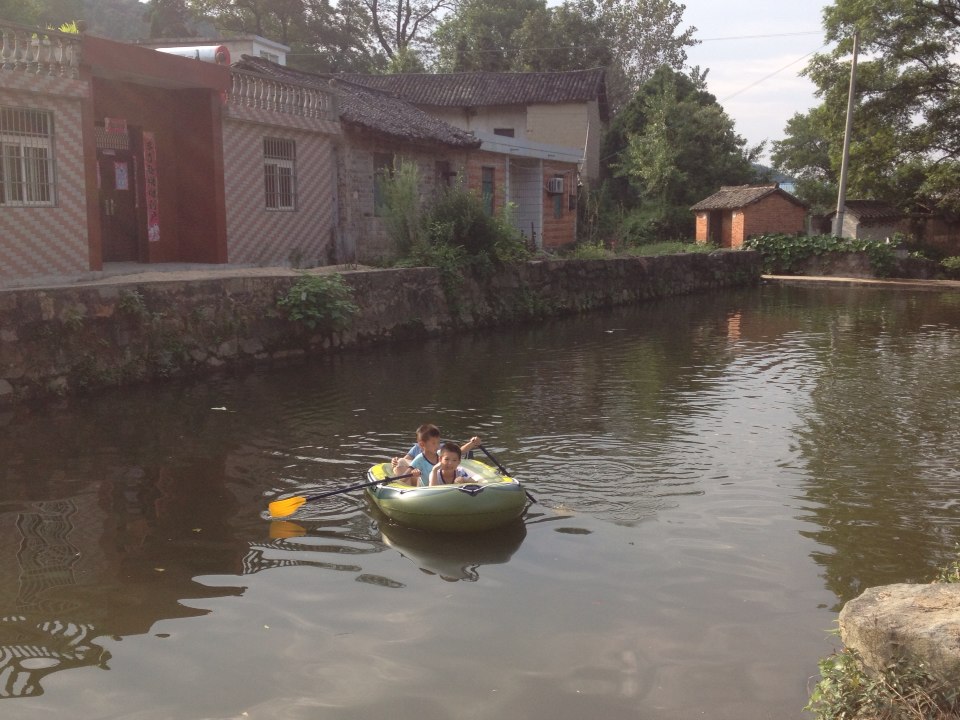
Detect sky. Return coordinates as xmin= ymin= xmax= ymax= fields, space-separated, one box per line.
xmin=679 ymin=0 xmax=833 ymax=164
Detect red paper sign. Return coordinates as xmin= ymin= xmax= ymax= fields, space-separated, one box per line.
xmin=105 ymin=117 xmax=127 ymax=134
xmin=143 ymin=132 xmax=160 ymax=242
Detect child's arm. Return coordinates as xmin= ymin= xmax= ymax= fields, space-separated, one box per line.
xmin=460 ymin=436 xmax=481 ymax=454
xmin=428 ymin=464 xmax=443 ymax=487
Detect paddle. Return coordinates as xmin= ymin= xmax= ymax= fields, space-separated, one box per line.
xmin=477 ymin=445 xmax=537 ymax=505
xmin=477 ymin=444 xmax=510 ymax=475
xmin=268 ymin=472 xmax=416 ymax=518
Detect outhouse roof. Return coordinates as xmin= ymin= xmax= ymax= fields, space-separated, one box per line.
xmin=690 ymin=184 xmax=808 ymax=211
xmin=829 ymin=200 xmax=901 ymax=222
xmin=233 ymin=56 xmax=482 ymax=149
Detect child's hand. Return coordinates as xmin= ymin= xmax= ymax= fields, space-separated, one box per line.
xmin=463 ymin=436 xmax=481 ymax=451
xmin=391 ymin=456 xmax=401 ymax=470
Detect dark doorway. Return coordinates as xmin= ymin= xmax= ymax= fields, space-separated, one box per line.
xmin=709 ymin=210 xmax=725 ymax=247
xmin=98 ymin=148 xmax=140 ymax=262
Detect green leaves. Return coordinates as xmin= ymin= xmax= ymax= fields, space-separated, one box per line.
xmin=277 ymin=274 xmax=358 ymax=332
xmin=743 ymin=234 xmax=896 ymax=276
xmin=606 ymin=66 xmax=758 ymax=240
xmin=776 ymin=0 xmax=960 ymax=213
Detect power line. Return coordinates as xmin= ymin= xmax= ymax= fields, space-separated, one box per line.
xmin=719 ymin=44 xmax=828 ymax=103
xmin=698 ymin=30 xmax=822 ymax=42
xmin=287 ymin=31 xmax=826 ymax=58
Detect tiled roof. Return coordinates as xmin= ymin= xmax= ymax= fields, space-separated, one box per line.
xmin=232 ymin=56 xmax=481 ymax=149
xmin=690 ymin=184 xmax=807 ymax=211
xmin=339 ymin=68 xmax=608 ymax=117
xmin=836 ymin=200 xmax=901 ymax=222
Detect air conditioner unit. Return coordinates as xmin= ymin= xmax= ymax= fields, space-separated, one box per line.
xmin=546 ymin=177 xmax=564 ymax=194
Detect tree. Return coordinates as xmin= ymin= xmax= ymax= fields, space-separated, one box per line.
xmin=144 ymin=0 xmax=195 ymax=37
xmin=363 ymin=0 xmax=455 ymax=65
xmin=187 ymin=0 xmax=386 ymax=73
xmin=296 ymin=0 xmax=387 ymax=73
xmin=510 ymin=0 xmax=613 ymax=73
xmin=770 ymin=107 xmax=838 ymax=213
xmin=607 ymin=66 xmax=760 ymax=238
xmin=773 ymin=0 xmax=960 ymax=213
xmin=433 ymin=0 xmax=544 ymax=72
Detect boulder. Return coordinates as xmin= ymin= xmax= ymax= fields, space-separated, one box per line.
xmin=839 ymin=583 xmax=960 ymax=685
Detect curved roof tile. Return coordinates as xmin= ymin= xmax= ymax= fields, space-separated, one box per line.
xmin=233 ymin=56 xmax=481 ymax=149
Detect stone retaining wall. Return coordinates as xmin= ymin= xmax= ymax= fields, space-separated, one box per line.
xmin=0 ymin=251 xmax=760 ymax=405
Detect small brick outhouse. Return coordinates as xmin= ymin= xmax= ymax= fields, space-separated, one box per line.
xmin=827 ymin=200 xmax=901 ymax=241
xmin=691 ymin=183 xmax=808 ymax=249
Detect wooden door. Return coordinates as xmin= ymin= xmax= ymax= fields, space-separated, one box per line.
xmin=98 ymin=149 xmax=140 ymax=262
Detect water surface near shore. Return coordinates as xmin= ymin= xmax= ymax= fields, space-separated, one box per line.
xmin=2 ymin=283 xmax=960 ymax=719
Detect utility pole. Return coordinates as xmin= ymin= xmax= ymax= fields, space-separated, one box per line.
xmin=833 ymin=28 xmax=860 ymax=237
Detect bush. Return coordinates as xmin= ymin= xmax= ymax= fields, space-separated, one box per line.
xmin=277 ymin=273 xmax=358 ymax=332
xmin=618 ymin=205 xmax=695 ymax=246
xmin=743 ymin=234 xmax=896 ymax=276
xmin=806 ymin=647 xmax=958 ymax=720
xmin=626 ymin=241 xmax=715 ymax=256
xmin=941 ymin=256 xmax=960 ymax=280
xmin=424 ymin=185 xmax=527 ymax=263
xmin=381 ymin=158 xmax=423 ymax=256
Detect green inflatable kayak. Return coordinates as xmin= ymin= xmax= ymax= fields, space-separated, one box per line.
xmin=365 ymin=459 xmax=528 ymax=532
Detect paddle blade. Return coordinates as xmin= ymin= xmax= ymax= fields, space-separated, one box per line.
xmin=269 ymin=495 xmax=307 ymax=518
xmin=270 ymin=520 xmax=306 ymax=539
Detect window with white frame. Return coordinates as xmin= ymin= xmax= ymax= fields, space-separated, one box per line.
xmin=264 ymin=137 xmax=296 ymax=210
xmin=0 ymin=106 xmax=56 ymax=207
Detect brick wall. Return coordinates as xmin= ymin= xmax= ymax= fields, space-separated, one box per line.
xmin=741 ymin=195 xmax=806 ymax=244
xmin=900 ymin=215 xmax=960 ymax=257
xmin=0 ymin=86 xmax=91 ymax=283
xmin=222 ymin=116 xmax=338 ymax=267
xmin=340 ymin=132 xmax=467 ymax=264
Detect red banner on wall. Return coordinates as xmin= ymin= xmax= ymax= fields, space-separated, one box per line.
xmin=143 ymin=132 xmax=160 ymax=242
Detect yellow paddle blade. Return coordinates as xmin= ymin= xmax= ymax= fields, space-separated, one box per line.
xmin=268 ymin=495 xmax=307 ymax=518
xmin=269 ymin=520 xmax=306 ymax=539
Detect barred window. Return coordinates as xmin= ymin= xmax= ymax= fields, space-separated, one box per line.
xmin=0 ymin=106 xmax=56 ymax=207
xmin=481 ymin=166 xmax=495 ymax=215
xmin=264 ymin=137 xmax=296 ymax=210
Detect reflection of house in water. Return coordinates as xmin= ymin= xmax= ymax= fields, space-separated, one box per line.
xmin=0 ymin=501 xmax=110 ymax=698
xmin=0 ymin=459 xmax=248 ymax=699
xmin=16 ymin=501 xmax=81 ymax=610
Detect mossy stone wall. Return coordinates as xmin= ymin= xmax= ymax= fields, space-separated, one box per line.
xmin=0 ymin=252 xmax=760 ymax=405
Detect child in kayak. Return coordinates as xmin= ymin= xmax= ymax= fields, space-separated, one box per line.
xmin=428 ymin=442 xmax=472 ymax=486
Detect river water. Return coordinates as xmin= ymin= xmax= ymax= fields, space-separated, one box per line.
xmin=2 ymin=282 xmax=960 ymax=719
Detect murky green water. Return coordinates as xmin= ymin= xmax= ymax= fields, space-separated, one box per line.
xmin=2 ymin=283 xmax=960 ymax=719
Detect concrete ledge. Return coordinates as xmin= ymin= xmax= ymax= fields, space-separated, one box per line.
xmin=765 ymin=275 xmax=960 ymax=292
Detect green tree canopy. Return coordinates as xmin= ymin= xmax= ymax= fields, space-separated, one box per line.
xmin=772 ymin=0 xmax=960 ymax=213
xmin=144 ymin=0 xmax=195 ymax=37
xmin=605 ymin=66 xmax=759 ymax=237
xmin=432 ymin=0 xmax=545 ymax=72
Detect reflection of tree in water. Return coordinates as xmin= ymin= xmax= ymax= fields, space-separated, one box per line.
xmin=1 ymin=501 xmax=110 ymax=699
xmin=790 ymin=290 xmax=960 ymax=609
